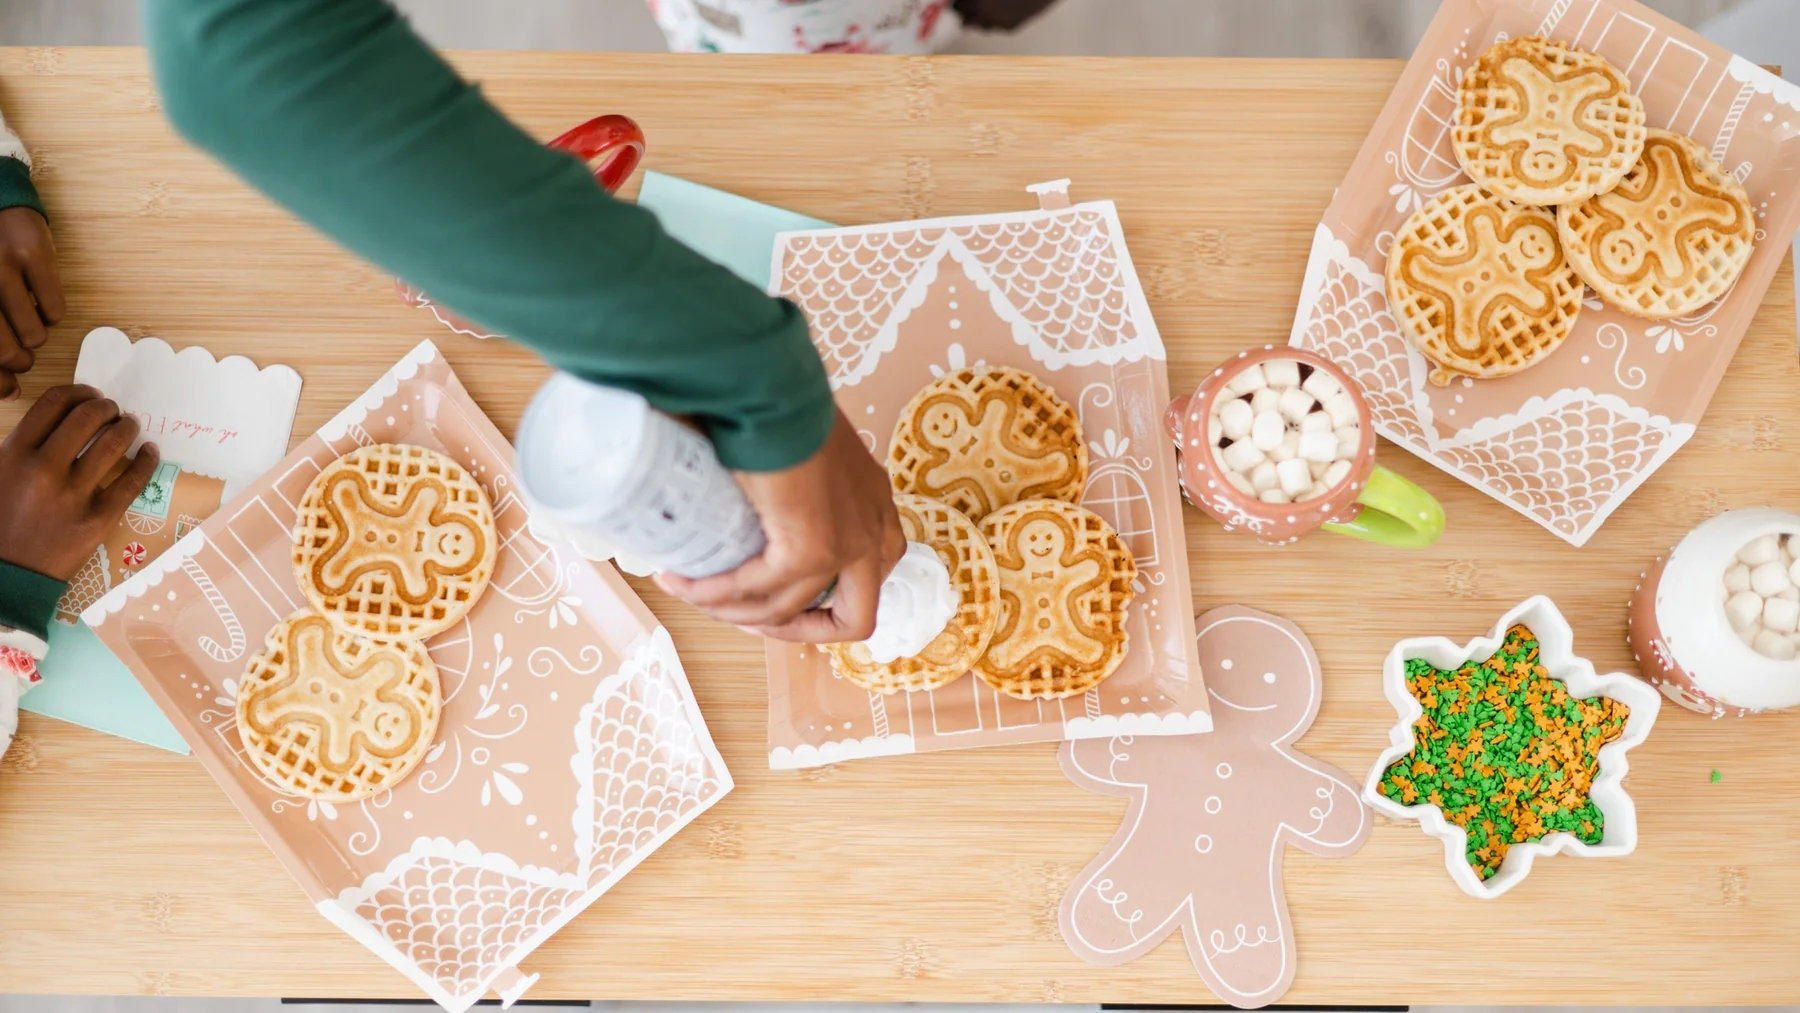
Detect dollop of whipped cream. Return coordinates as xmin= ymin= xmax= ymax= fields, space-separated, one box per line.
xmin=861 ymin=541 xmax=958 ymax=664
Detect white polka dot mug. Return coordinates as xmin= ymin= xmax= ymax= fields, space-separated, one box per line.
xmin=1164 ymin=346 xmax=1443 ymax=547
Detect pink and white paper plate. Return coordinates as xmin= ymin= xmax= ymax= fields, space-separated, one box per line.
xmin=85 ymin=341 xmax=732 ymax=1011
xmin=765 ymin=181 xmax=1210 ymax=768
xmin=1290 ymin=0 xmax=1800 ymax=546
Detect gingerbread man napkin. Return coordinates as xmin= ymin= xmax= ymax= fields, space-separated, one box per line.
xmin=1059 ymin=605 xmax=1369 ymax=1008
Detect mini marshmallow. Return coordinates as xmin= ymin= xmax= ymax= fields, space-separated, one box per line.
xmin=1302 ymin=370 xmax=1343 ymax=401
xmin=1727 ymin=590 xmax=1765 ymax=629
xmin=1251 ymin=409 xmax=1285 ymax=451
xmin=1738 ymin=534 xmax=1780 ymax=566
xmin=1271 ymin=432 xmax=1299 ymax=463
xmin=1258 ymin=489 xmax=1289 ymax=505
xmin=1325 ymin=392 xmax=1358 ymax=428
xmin=1251 ymin=461 xmax=1279 ymax=493
xmin=1782 ymin=587 xmax=1800 ymax=602
xmin=1221 ymin=440 xmax=1265 ymax=471
xmin=1736 ymin=626 xmax=1760 ymax=649
xmin=1763 ymin=596 xmax=1800 ymax=634
xmin=1299 ymin=411 xmax=1332 ymax=434
xmin=1263 ymin=358 xmax=1301 ymax=388
xmin=1335 ymin=427 xmax=1361 ymax=461
xmin=1753 ymin=628 xmax=1797 ymax=660
xmin=1219 ymin=398 xmax=1254 ymax=439
xmin=1299 ymin=431 xmax=1337 ymax=463
xmin=1323 ymin=460 xmax=1352 ymax=488
xmin=1309 ymin=459 xmax=1330 ymax=479
xmin=1277 ymin=386 xmax=1316 ymax=424
xmin=1750 ymin=560 xmax=1791 ymax=597
xmin=1225 ymin=364 xmax=1267 ymax=396
xmin=1226 ymin=470 xmax=1255 ymax=496
xmin=1251 ymin=387 xmax=1280 ymax=414
xmin=1725 ymin=563 xmax=1753 ymax=594
xmin=1208 ymin=417 xmax=1224 ymax=446
xmin=1305 ymin=481 xmax=1331 ymax=501
xmin=1790 ymin=557 xmax=1800 ymax=586
xmin=1277 ymin=458 xmax=1311 ymax=499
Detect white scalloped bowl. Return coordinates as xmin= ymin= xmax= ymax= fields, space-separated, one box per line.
xmin=1362 ymin=595 xmax=1662 ymax=899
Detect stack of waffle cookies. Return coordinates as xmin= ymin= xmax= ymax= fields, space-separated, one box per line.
xmin=236 ymin=443 xmax=497 ymax=802
xmin=1387 ymin=35 xmax=1756 ymax=386
xmin=829 ymin=365 xmax=1137 ymax=702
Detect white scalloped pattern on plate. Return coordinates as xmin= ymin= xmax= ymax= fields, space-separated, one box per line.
xmin=1291 ymin=227 xmax=1694 ymax=545
xmin=81 ymin=528 xmax=208 ymax=625
xmin=322 ymin=629 xmax=730 ymax=1013
xmin=1062 ymin=708 xmax=1213 ymax=740
xmin=776 ymin=203 xmax=1157 ymax=386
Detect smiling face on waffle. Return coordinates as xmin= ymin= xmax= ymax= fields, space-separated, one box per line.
xmin=974 ymin=499 xmax=1136 ymax=701
xmin=1558 ymin=129 xmax=1756 ymax=319
xmin=293 ymin=443 xmax=497 ymax=641
xmin=236 ymin=611 xmax=442 ymax=801
xmin=1386 ymin=184 xmax=1585 ymax=384
xmin=887 ymin=366 xmax=1088 ymax=522
xmin=1453 ymin=36 xmax=1646 ymax=206
xmin=826 ymin=494 xmax=1000 ymax=695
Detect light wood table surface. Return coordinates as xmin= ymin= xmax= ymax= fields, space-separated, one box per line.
xmin=0 ymin=47 xmax=1796 ymax=1007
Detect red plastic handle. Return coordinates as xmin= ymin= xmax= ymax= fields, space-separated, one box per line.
xmin=548 ymin=114 xmax=646 ymax=194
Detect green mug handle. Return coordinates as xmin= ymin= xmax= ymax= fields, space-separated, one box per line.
xmin=1321 ymin=465 xmax=1444 ymax=547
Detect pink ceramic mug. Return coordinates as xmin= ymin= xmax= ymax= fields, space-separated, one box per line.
xmin=1165 ymin=346 xmax=1443 ymax=547
xmin=396 ymin=114 xmax=648 ymax=339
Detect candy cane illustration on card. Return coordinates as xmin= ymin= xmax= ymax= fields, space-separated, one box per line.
xmin=1059 ymin=606 xmax=1369 ymax=1009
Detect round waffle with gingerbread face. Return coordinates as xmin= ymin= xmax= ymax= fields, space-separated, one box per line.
xmin=1558 ymin=129 xmax=1756 ymax=319
xmin=826 ymin=494 xmax=1000 ymax=694
xmin=294 ymin=443 xmax=497 ymax=642
xmin=236 ymin=611 xmax=442 ymax=801
xmin=1386 ymin=184 xmax=1585 ymax=384
xmin=1453 ymin=36 xmax=1646 ymax=206
xmin=974 ymin=498 xmax=1136 ymax=701
xmin=888 ymin=366 xmax=1088 ymax=522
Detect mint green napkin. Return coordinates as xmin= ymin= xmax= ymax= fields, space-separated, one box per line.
xmin=637 ymin=171 xmax=832 ymax=288
xmin=24 ymin=620 xmax=189 ymax=754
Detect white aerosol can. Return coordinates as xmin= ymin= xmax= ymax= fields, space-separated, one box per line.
xmin=515 ymin=372 xmax=767 ymax=578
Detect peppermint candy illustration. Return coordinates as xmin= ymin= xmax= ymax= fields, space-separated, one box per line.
xmin=122 ymin=541 xmax=148 ymax=567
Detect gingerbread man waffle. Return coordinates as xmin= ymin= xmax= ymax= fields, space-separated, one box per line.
xmin=1059 ymin=606 xmax=1368 ymax=1008
xmin=887 ymin=365 xmax=1088 ymax=521
xmin=1387 ymin=184 xmax=1584 ymax=384
xmin=1558 ymin=129 xmax=1755 ymax=319
xmin=975 ymin=499 xmax=1135 ymax=700
xmin=293 ymin=443 xmax=498 ymax=641
xmin=236 ymin=611 xmax=442 ymax=801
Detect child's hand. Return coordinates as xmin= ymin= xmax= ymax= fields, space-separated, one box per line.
xmin=0 ymin=384 xmax=158 ymax=580
xmin=0 ymin=206 xmax=65 ymax=402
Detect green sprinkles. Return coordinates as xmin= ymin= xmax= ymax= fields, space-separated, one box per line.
xmin=1711 ymin=769 xmax=1722 ymax=784
xmin=1377 ymin=625 xmax=1630 ymax=880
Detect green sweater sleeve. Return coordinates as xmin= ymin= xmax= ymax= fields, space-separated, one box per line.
xmin=0 ymin=560 xmax=67 ymax=644
xmin=142 ymin=0 xmax=833 ymax=472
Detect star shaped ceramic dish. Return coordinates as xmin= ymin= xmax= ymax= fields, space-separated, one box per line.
xmin=1362 ymin=595 xmax=1662 ymax=899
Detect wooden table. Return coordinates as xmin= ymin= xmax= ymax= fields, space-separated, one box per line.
xmin=1 ymin=47 xmax=1796 ymax=1007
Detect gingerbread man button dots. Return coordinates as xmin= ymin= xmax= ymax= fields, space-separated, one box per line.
xmin=1059 ymin=606 xmax=1369 ymax=1009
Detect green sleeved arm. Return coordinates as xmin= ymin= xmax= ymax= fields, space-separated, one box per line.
xmin=0 ymin=560 xmax=66 ymax=644
xmin=142 ymin=0 xmax=833 ymax=471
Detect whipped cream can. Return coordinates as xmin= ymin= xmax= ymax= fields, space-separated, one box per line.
xmin=516 ymin=372 xmax=766 ymax=578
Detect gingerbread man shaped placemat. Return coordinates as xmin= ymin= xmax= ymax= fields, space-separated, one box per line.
xmin=1059 ymin=605 xmax=1369 ymax=1009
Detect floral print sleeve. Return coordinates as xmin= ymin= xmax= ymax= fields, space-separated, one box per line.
xmin=0 ymin=631 xmax=44 ymax=763
xmin=646 ymin=0 xmax=960 ymax=53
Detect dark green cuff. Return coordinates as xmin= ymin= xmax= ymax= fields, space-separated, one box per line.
xmin=0 ymin=560 xmax=67 ymax=642
xmin=0 ymin=158 xmax=45 ymax=223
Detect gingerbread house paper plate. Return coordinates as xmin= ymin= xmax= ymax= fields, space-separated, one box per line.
xmin=764 ymin=181 xmax=1209 ymax=768
xmin=85 ymin=342 xmax=732 ymax=1011
xmin=1289 ymin=0 xmax=1800 ymax=546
